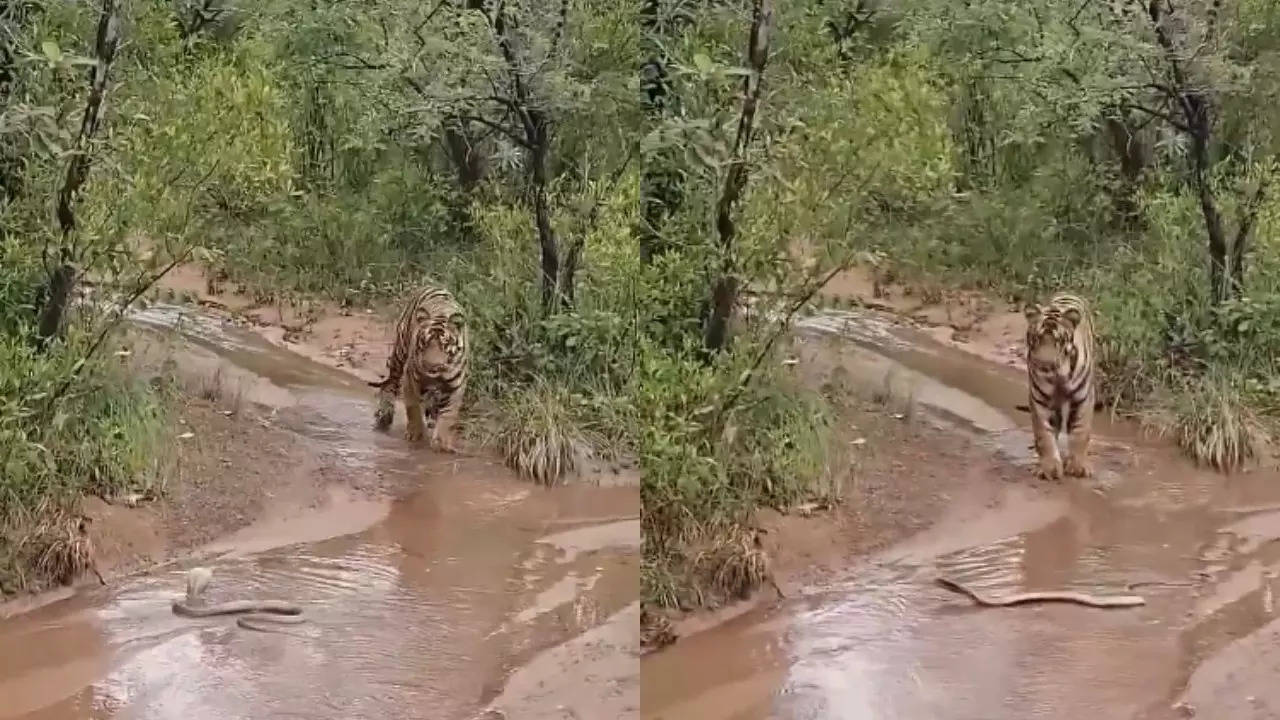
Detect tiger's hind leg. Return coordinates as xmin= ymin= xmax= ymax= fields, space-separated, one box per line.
xmin=431 ymin=376 xmax=466 ymax=454
xmin=1064 ymin=388 xmax=1095 ymax=478
xmin=1029 ymin=392 xmax=1063 ymax=480
xmin=403 ymin=373 xmax=427 ymax=444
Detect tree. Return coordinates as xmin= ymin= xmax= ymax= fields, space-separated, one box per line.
xmin=903 ymin=0 xmax=1271 ymax=305
xmin=376 ymin=0 xmax=619 ymax=310
xmin=1139 ymin=0 xmax=1267 ymax=303
xmin=35 ymin=0 xmax=122 ymax=348
xmin=702 ymin=0 xmax=774 ymax=352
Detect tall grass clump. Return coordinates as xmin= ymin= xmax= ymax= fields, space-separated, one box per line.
xmin=1145 ymin=375 xmax=1264 ymax=472
xmin=486 ymin=381 xmax=602 ymax=486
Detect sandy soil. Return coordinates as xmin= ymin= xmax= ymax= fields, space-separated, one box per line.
xmin=814 ymin=263 xmax=1028 ymax=370
xmin=482 ymin=601 xmax=641 ymax=719
xmin=157 ymin=263 xmax=394 ymax=386
xmin=85 ymin=398 xmax=325 ymax=575
xmin=757 ymin=400 xmax=1026 ymax=592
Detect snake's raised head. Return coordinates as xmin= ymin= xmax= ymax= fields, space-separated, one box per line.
xmin=186 ymin=566 xmax=213 ymax=604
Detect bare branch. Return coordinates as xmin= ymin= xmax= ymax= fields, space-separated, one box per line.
xmin=452 ymin=112 xmax=531 ymax=149
xmin=1122 ymin=100 xmax=1191 ymax=133
xmin=312 ymin=51 xmax=389 ymax=71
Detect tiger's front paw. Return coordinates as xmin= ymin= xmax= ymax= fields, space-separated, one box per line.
xmin=1037 ymin=457 xmax=1063 ymax=481
xmin=373 ymin=405 xmax=394 ymax=432
xmin=1064 ymin=454 xmax=1093 ymax=478
xmin=405 ymin=424 xmax=426 ymax=444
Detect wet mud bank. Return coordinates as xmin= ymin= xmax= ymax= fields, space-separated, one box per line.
xmin=0 ymin=298 xmax=640 ymax=719
xmin=643 ymin=304 xmax=1280 ymax=720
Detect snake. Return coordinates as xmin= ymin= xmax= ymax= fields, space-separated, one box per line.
xmin=171 ymin=567 xmax=307 ymax=632
xmin=937 ymin=576 xmax=1146 ymax=608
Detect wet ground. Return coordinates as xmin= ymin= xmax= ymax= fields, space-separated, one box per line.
xmin=643 ymin=308 xmax=1280 ymax=720
xmin=0 ymin=303 xmax=639 ymax=720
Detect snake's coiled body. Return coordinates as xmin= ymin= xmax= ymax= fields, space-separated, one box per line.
xmin=173 ymin=567 xmax=307 ymax=633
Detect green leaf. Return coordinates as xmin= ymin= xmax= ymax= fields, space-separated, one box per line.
xmin=692 ymin=53 xmax=713 ymax=73
xmin=41 ymin=40 xmax=62 ymax=63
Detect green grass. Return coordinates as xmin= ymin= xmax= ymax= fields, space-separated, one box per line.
xmin=1143 ymin=375 xmax=1265 ymax=472
xmin=484 ymin=381 xmax=605 ymax=486
xmin=639 ymin=343 xmax=837 ymax=610
xmin=0 ymin=332 xmax=172 ymax=595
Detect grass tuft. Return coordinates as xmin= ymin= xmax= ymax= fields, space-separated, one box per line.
xmin=487 ymin=381 xmax=601 ymax=487
xmin=696 ymin=527 xmax=770 ymax=603
xmin=32 ymin=516 xmax=97 ymax=586
xmin=1144 ymin=377 xmax=1266 ymax=472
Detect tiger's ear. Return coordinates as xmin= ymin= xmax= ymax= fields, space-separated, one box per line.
xmin=1062 ymin=307 xmax=1082 ymax=327
xmin=448 ymin=313 xmax=465 ymax=329
xmin=1023 ymin=304 xmax=1043 ymax=323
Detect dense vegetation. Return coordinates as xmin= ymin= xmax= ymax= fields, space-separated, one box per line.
xmin=3 ymin=0 xmax=1280 ymax=609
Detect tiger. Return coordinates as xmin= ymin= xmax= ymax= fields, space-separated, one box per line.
xmin=1023 ymin=292 xmax=1096 ymax=480
xmin=368 ymin=285 xmax=468 ymax=453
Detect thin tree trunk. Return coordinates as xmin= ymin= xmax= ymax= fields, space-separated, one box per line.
xmin=703 ymin=0 xmax=774 ymax=353
xmin=441 ymin=117 xmax=487 ymax=240
xmin=1186 ymin=102 xmax=1228 ymax=304
xmin=1145 ymin=1 xmax=1233 ymax=305
xmin=1103 ymin=111 xmax=1149 ymax=229
xmin=1229 ymin=179 xmax=1268 ymax=300
xmin=490 ymin=3 xmax=564 ymax=310
xmin=442 ymin=119 xmax=487 ymax=192
xmin=523 ymin=100 xmax=559 ymax=309
xmin=36 ymin=0 xmax=121 ymax=349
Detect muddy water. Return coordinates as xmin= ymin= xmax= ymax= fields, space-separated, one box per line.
xmin=644 ymin=308 xmax=1280 ymax=720
xmin=0 ymin=303 xmax=639 ymax=720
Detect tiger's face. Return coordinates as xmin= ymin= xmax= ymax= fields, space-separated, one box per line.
xmin=1024 ymin=304 xmax=1081 ymax=378
xmin=414 ymin=313 xmax=466 ymax=376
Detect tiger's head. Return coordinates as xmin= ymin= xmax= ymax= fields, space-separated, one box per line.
xmin=413 ymin=312 xmax=466 ymax=376
xmin=1024 ymin=302 xmax=1081 ymax=378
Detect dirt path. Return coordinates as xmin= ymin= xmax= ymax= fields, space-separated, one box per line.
xmin=0 ymin=269 xmax=640 ymax=720
xmin=644 ymin=282 xmax=1280 ymax=720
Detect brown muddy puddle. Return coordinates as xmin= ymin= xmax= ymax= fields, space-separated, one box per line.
xmin=644 ymin=308 xmax=1280 ymax=720
xmin=0 ymin=303 xmax=639 ymax=720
